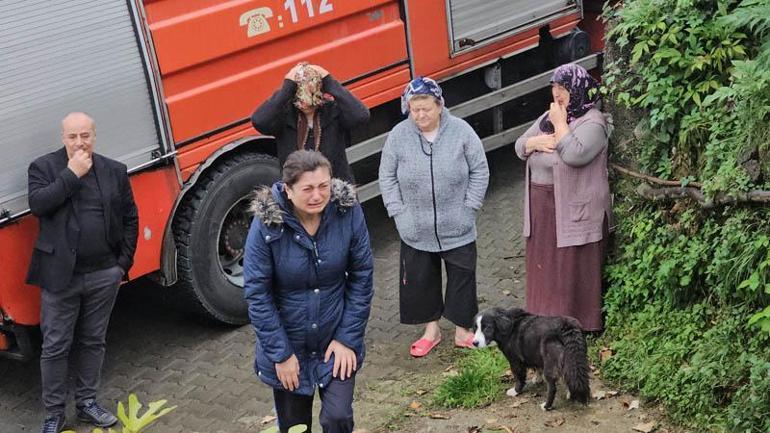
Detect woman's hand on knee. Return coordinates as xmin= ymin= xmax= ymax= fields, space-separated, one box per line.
xmin=324 ymin=340 xmax=357 ymax=380
xmin=276 ymin=354 xmax=300 ymax=391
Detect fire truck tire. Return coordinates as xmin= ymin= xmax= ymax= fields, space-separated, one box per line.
xmin=173 ymin=152 xmax=280 ymax=325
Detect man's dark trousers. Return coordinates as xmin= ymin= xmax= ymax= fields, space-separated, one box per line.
xmin=40 ymin=265 xmax=123 ymax=415
xmin=27 ymin=146 xmax=138 ymax=417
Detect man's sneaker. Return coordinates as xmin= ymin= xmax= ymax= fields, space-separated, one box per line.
xmin=41 ymin=414 xmax=65 ymax=433
xmin=76 ymin=399 xmax=118 ymax=428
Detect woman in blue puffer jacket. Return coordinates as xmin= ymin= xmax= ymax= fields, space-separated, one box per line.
xmin=244 ymin=150 xmax=373 ymax=433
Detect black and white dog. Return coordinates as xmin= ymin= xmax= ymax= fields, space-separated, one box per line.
xmin=472 ymin=307 xmax=590 ymax=410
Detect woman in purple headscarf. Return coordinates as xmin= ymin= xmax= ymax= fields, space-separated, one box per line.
xmin=514 ymin=63 xmax=613 ymax=332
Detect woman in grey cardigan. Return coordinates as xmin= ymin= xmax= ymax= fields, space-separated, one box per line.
xmin=514 ymin=63 xmax=612 ymax=332
xmin=379 ymin=77 xmax=489 ymax=357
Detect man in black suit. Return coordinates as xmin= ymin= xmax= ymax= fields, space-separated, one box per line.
xmin=27 ymin=112 xmax=138 ymax=433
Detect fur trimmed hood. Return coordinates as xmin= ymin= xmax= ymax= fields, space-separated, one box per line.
xmin=249 ymin=178 xmax=357 ymax=227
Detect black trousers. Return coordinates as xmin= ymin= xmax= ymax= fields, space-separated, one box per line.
xmin=399 ymin=241 xmax=478 ymax=328
xmin=40 ymin=265 xmax=123 ymax=415
xmin=273 ymin=375 xmax=356 ymax=433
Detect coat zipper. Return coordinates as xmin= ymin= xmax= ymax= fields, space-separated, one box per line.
xmin=428 ymin=142 xmax=442 ymax=250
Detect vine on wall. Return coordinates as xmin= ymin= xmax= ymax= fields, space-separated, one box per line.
xmin=598 ymin=0 xmax=770 ymax=431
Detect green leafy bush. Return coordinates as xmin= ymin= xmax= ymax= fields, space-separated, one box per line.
xmin=600 ymin=0 xmax=770 ymax=431
xmin=599 ymin=302 xmax=770 ymax=430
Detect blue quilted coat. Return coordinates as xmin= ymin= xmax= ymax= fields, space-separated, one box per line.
xmin=244 ymin=179 xmax=373 ymax=395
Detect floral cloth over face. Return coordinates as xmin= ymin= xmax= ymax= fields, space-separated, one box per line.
xmin=293 ymin=63 xmax=327 ymax=110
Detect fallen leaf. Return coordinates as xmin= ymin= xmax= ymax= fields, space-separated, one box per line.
xmin=415 ymin=389 xmax=428 ymax=396
xmin=443 ymin=370 xmax=459 ymax=377
xmin=429 ymin=413 xmax=450 ymax=419
xmin=593 ymin=390 xmax=619 ymax=400
xmin=511 ymin=397 xmax=529 ymax=408
xmin=624 ymin=399 xmax=640 ymax=411
xmin=486 ymin=424 xmax=516 ymax=433
xmin=485 ymin=418 xmax=498 ymax=424
xmin=468 ymin=426 xmax=482 ymax=433
xmin=544 ymin=417 xmax=566 ymax=427
xmin=632 ymin=421 xmax=657 ymax=433
xmin=260 ymin=415 xmax=277 ymax=425
xmin=408 ymin=401 xmax=422 ymax=410
xmin=599 ymin=347 xmax=613 ymax=362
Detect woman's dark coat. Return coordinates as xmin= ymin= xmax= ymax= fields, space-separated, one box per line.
xmin=250 ymin=76 xmax=370 ymax=183
xmin=243 ymin=179 xmax=374 ymax=395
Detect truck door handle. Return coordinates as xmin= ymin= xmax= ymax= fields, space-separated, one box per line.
xmin=457 ymin=38 xmax=476 ymax=48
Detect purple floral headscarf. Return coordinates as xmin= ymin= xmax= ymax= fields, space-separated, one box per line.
xmin=400 ymin=76 xmax=444 ymax=114
xmin=539 ymin=63 xmax=600 ymax=133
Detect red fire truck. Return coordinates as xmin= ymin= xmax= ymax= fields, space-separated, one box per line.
xmin=0 ymin=0 xmax=604 ymax=360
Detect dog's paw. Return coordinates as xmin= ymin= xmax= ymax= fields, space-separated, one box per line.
xmin=540 ymin=402 xmax=553 ymax=411
xmin=505 ymin=386 xmax=520 ymax=397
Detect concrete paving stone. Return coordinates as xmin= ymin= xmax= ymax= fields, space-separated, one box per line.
xmin=0 ymin=147 xmax=529 ymax=432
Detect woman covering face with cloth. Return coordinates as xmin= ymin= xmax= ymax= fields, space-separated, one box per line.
xmin=251 ymin=62 xmax=370 ymax=183
xmin=515 ymin=63 xmax=613 ymax=332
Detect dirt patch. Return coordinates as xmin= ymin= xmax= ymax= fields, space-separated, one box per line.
xmin=349 ymin=341 xmax=691 ymax=433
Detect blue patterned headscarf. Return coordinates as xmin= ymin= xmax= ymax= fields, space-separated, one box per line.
xmin=539 ymin=63 xmax=601 ymax=133
xmin=401 ymin=76 xmax=444 ymax=114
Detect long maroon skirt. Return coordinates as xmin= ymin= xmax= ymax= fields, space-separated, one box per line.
xmin=525 ymin=183 xmax=605 ymax=331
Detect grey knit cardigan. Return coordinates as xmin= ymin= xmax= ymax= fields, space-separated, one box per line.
xmin=379 ymin=107 xmax=489 ymax=252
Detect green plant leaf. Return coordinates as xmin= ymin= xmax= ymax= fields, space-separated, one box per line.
xmin=115 ymin=394 xmax=176 ymax=433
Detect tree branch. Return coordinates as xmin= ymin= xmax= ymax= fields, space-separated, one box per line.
xmin=610 ymin=163 xmax=703 ymax=188
xmin=611 ymin=163 xmax=770 ymax=207
xmin=638 ymin=185 xmax=770 ymax=208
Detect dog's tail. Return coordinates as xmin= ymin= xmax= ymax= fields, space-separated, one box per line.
xmin=561 ymin=322 xmax=590 ymax=404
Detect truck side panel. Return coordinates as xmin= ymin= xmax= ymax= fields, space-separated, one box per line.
xmin=408 ymin=0 xmax=582 ymax=80
xmin=0 ymin=167 xmax=179 ymax=326
xmin=0 ymin=218 xmax=39 ymax=326
xmin=143 ymin=0 xmax=409 ymax=144
xmin=0 ymin=0 xmax=166 ymax=220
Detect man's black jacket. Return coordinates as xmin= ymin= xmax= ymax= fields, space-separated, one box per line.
xmin=26 ymin=147 xmax=138 ymax=291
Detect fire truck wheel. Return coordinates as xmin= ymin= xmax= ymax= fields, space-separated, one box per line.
xmin=173 ymin=152 xmax=280 ymax=325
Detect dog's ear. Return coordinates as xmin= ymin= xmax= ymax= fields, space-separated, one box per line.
xmin=494 ymin=309 xmax=514 ymax=337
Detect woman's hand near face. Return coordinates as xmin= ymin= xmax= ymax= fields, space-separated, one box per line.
xmin=549 ymin=102 xmax=568 ymax=128
xmin=285 ymin=64 xmax=304 ymax=81
xmin=276 ymin=354 xmax=300 ymax=391
xmin=324 ymin=340 xmax=357 ymax=380
xmin=525 ymin=134 xmax=557 ymax=154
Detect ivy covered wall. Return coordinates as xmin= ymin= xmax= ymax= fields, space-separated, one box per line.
xmin=598 ymin=0 xmax=770 ymax=431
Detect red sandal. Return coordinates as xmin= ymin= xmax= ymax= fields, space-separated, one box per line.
xmin=410 ymin=337 xmax=442 ymax=357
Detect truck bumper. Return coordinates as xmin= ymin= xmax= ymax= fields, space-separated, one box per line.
xmin=0 ymin=319 xmax=38 ymax=362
